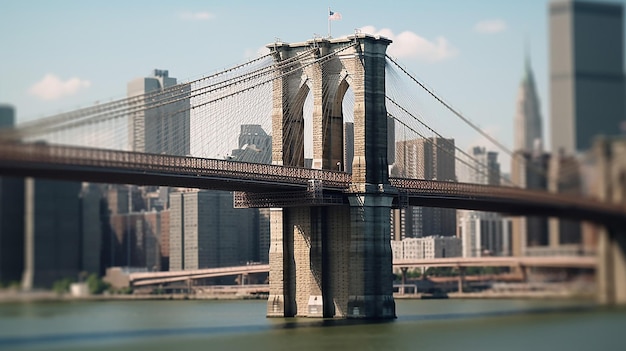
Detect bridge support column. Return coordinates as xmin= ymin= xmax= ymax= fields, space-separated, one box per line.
xmin=347 ymin=193 xmax=396 ymax=319
xmin=326 ymin=206 xmax=351 ymax=317
xmin=303 ymin=207 xmax=323 ymax=317
xmin=268 ymin=207 xmax=339 ymax=318
xmin=267 ymin=208 xmax=296 ymax=317
xmin=597 ymin=226 xmax=626 ymax=305
xmin=457 ymin=267 xmax=465 ymax=294
xmin=593 ymin=138 xmax=626 ymax=305
xmin=400 ymin=267 xmax=408 ymax=295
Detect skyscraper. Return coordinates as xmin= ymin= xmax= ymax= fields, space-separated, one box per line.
xmin=464 ymin=146 xmax=501 ymax=186
xmin=169 ymin=190 xmax=257 ymax=270
xmin=0 ymin=105 xmax=15 ymax=128
xmin=392 ymin=138 xmax=456 ymax=238
xmin=514 ymin=55 xmax=543 ymax=151
xmin=458 ymin=147 xmax=510 ymax=257
xmin=22 ymin=179 xmax=82 ymax=289
xmin=0 ymin=105 xmax=24 ymax=284
xmin=128 ymin=69 xmax=190 ymax=155
xmin=80 ymin=184 xmax=103 ymax=275
xmin=550 ymin=0 xmax=625 ymax=153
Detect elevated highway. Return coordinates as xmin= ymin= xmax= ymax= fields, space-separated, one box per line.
xmin=123 ymin=256 xmax=595 ymax=288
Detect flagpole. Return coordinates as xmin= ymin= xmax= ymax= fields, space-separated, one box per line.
xmin=328 ymin=6 xmax=331 ymax=38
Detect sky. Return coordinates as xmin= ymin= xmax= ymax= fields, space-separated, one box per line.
xmin=1 ymin=0 xmax=625 ymax=171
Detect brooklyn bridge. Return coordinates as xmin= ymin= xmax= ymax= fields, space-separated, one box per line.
xmin=1 ymin=34 xmax=624 ymax=318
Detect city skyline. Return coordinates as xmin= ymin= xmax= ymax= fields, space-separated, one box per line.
xmin=4 ymin=0 xmax=626 ymax=167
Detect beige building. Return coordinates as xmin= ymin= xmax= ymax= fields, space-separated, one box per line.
xmin=127 ymin=69 xmax=190 ymax=156
xmin=392 ymin=236 xmax=462 ymax=260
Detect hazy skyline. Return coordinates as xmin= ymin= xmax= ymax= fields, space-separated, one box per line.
xmin=2 ymin=0 xmax=625 ymax=163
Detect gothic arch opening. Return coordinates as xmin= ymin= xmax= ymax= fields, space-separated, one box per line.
xmin=335 ymin=78 xmax=354 ymax=173
xmin=283 ymin=82 xmax=309 ymax=167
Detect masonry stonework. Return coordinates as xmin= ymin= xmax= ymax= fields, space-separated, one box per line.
xmin=267 ymin=34 xmax=395 ymax=319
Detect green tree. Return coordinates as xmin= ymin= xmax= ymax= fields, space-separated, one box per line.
xmin=86 ymin=274 xmax=110 ymax=295
xmin=52 ymin=278 xmax=74 ymax=294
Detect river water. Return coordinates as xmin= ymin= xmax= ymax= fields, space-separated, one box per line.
xmin=0 ymin=298 xmax=624 ymax=351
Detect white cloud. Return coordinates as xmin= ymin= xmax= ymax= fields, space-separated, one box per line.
xmin=29 ymin=74 xmax=91 ymax=101
xmin=179 ymin=11 xmax=215 ymax=21
xmin=244 ymin=45 xmax=270 ymax=59
xmin=474 ymin=19 xmax=507 ymax=34
xmin=359 ymin=26 xmax=458 ymax=62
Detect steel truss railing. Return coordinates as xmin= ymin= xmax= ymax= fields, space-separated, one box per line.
xmin=0 ymin=142 xmax=350 ymax=190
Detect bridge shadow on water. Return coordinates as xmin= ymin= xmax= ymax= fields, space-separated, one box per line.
xmin=0 ymin=303 xmax=605 ymax=349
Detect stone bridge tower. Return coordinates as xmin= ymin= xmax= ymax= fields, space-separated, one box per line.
xmin=266 ymin=34 xmax=395 ymax=319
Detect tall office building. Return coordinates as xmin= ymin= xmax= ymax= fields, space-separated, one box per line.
xmin=230 ymin=125 xmax=272 ymax=263
xmin=458 ymin=147 xmax=511 ymax=257
xmin=462 ymin=146 xmax=501 ymax=185
xmin=0 ymin=105 xmax=24 ymax=284
xmin=22 ymin=179 xmax=82 ymax=289
xmin=169 ymin=190 xmax=258 ymax=270
xmin=0 ymin=105 xmax=14 ymax=128
xmin=392 ymin=138 xmax=456 ymax=238
xmin=80 ymin=184 xmax=103 ymax=274
xmin=103 ymin=185 xmax=171 ymax=271
xmin=128 ymin=69 xmax=190 ymax=155
xmin=515 ymin=55 xmax=543 ymax=151
xmin=550 ymin=0 xmax=625 ymax=153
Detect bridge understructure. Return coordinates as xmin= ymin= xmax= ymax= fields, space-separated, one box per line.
xmin=250 ymin=34 xmax=396 ymax=319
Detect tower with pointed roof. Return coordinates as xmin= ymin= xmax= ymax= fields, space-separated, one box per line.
xmin=514 ymin=53 xmax=543 ymax=152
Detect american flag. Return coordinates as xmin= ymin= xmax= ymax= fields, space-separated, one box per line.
xmin=329 ymin=10 xmax=342 ymax=21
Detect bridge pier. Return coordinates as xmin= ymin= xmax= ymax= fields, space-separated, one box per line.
xmin=267 ymin=208 xmax=295 ymax=317
xmin=593 ymin=137 xmax=626 ymax=305
xmin=347 ymin=193 xmax=395 ymax=318
xmin=597 ymin=226 xmax=626 ymax=305
xmin=267 ymin=34 xmax=394 ymax=319
xmin=267 ymin=206 xmax=352 ymax=318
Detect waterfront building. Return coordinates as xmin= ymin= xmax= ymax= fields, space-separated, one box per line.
xmin=392 ymin=236 xmax=462 ymax=260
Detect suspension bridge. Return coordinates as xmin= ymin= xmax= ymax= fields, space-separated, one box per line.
xmin=0 ymin=34 xmax=625 ymax=318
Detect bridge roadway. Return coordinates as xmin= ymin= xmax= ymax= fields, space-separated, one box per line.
xmin=129 ymin=256 xmax=595 ymax=287
xmin=0 ymin=142 xmax=624 ymax=224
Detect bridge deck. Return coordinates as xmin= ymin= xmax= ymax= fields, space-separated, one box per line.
xmin=0 ymin=142 xmax=624 ymax=224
